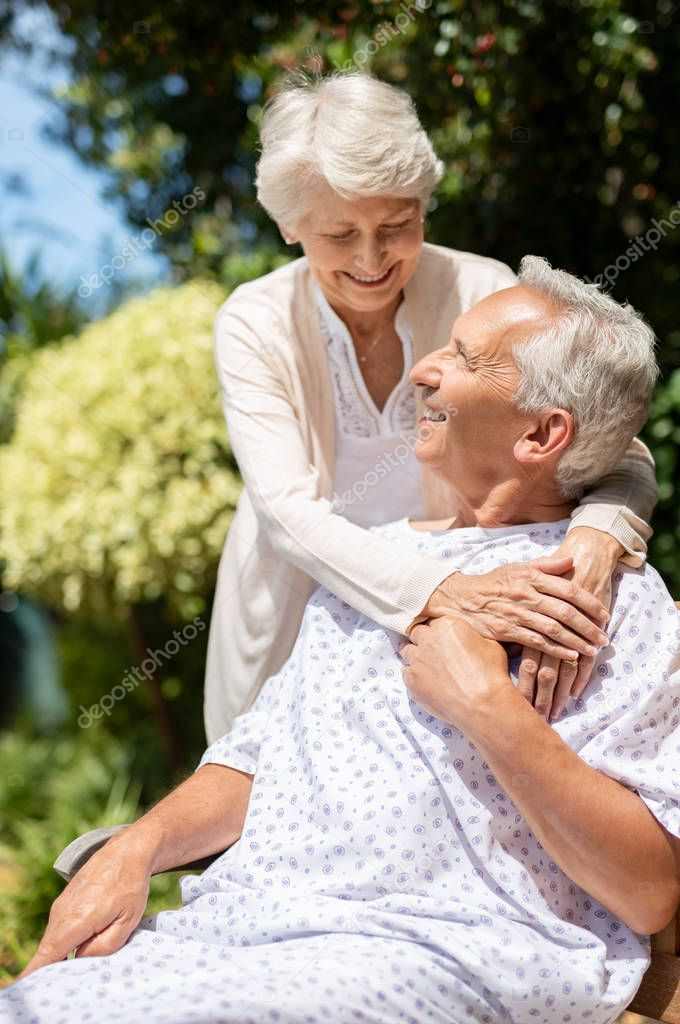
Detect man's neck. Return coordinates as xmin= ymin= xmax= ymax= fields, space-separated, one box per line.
xmin=411 ymin=476 xmax=576 ymax=532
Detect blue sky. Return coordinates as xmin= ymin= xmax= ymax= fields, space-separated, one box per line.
xmin=0 ymin=6 xmax=167 ymax=306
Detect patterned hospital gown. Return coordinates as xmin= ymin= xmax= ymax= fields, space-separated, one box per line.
xmin=2 ymin=517 xmax=679 ymax=1024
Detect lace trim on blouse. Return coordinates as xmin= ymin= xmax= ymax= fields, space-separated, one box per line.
xmin=315 ymin=283 xmax=417 ymax=438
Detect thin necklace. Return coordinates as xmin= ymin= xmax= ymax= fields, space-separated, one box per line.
xmin=356 ymin=325 xmax=386 ymax=364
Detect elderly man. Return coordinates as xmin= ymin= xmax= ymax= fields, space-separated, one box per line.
xmin=2 ymin=257 xmax=678 ymax=1024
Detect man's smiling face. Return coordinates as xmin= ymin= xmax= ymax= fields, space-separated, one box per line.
xmin=410 ymin=286 xmax=561 ymax=495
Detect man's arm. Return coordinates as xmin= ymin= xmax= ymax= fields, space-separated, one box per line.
xmin=468 ymin=685 xmax=680 ymax=935
xmin=402 ymin=617 xmax=680 ymax=936
xmin=20 ymin=764 xmax=253 ymax=980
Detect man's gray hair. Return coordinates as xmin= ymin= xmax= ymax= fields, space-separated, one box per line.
xmin=514 ymin=256 xmax=658 ymax=499
xmin=255 ymin=70 xmax=444 ymax=229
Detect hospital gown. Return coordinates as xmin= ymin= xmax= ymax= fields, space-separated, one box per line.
xmin=2 ymin=517 xmax=679 ymax=1024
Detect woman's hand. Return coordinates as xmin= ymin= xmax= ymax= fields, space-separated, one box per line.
xmin=416 ymin=554 xmax=609 ymax=662
xmin=18 ymin=830 xmax=153 ymax=980
xmin=517 ymin=528 xmax=622 ymax=722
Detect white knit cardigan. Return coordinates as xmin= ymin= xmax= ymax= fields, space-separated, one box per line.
xmin=203 ymin=243 xmax=657 ymax=742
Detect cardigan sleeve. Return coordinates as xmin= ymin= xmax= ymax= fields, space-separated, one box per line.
xmin=566 ymin=437 xmax=658 ymax=567
xmin=214 ymin=300 xmax=453 ymax=637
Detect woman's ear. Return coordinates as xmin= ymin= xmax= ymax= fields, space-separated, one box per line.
xmin=514 ymin=409 xmax=575 ymax=465
xmin=277 ymin=223 xmax=298 ymax=245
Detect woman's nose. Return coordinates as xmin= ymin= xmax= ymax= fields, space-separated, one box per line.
xmin=353 ymin=235 xmax=388 ymax=273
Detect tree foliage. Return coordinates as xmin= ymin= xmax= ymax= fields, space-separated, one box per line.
xmin=0 ymin=279 xmax=240 ymax=617
xmin=3 ymin=1 xmax=677 ymax=372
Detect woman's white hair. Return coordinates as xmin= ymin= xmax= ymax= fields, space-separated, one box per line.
xmin=512 ymin=256 xmax=658 ymax=499
xmin=255 ymin=70 xmax=444 ymax=230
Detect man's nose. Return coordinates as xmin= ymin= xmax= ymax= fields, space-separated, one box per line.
xmin=410 ymin=353 xmax=441 ymax=388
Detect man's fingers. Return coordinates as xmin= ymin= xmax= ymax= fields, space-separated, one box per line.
xmin=549 ymin=659 xmax=579 ymax=722
xmin=533 ymin=654 xmax=560 ymax=719
xmin=517 ymin=647 xmax=538 ymax=702
xmin=19 ymin=918 xmax=93 ymax=980
xmin=530 ymin=556 xmax=574 ymax=574
xmin=75 ymin=918 xmax=136 ymax=959
xmin=570 ymin=653 xmax=595 ymax=699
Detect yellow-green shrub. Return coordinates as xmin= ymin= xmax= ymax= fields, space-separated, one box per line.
xmin=0 ymin=280 xmax=241 ymax=617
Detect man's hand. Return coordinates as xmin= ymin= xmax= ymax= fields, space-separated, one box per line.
xmin=518 ymin=528 xmax=621 ymax=721
xmin=19 ymin=830 xmax=154 ymax=980
xmin=401 ymin=616 xmax=511 ymax=728
xmin=17 ymin=763 xmax=254 ymax=982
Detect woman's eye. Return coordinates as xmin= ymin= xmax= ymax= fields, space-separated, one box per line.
xmin=325 ymin=232 xmax=353 ymax=241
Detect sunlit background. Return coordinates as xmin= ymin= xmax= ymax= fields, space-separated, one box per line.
xmin=0 ymin=3 xmax=677 ymax=1012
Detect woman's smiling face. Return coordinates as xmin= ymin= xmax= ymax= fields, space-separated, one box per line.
xmin=284 ymin=182 xmax=424 ymax=314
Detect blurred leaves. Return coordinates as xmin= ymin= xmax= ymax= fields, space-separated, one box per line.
xmin=0 ymin=728 xmax=180 ymax=981
xmin=0 ymin=279 xmax=241 ymax=617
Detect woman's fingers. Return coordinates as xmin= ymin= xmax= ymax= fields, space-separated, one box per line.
xmin=531 ymin=570 xmax=609 ymax=624
xmin=522 ymin=593 xmax=609 ymax=648
xmin=502 ymin=608 xmax=601 ymax=658
xmin=498 ymin=624 xmax=580 ymax=661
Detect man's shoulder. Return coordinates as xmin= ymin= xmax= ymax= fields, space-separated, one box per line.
xmin=610 ymin=560 xmax=680 ymax=650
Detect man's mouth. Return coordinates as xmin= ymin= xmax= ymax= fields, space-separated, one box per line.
xmin=342 ymin=265 xmax=395 ymax=288
xmin=421 ymin=403 xmax=448 ymax=423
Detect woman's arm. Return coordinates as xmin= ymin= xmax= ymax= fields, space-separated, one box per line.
xmin=216 ymin=301 xmax=450 ymax=635
xmin=565 ymin=435 xmax=658 ymax=566
xmin=216 ymin=303 xmax=608 ymax=658
xmin=517 ymin=437 xmax=659 ymax=720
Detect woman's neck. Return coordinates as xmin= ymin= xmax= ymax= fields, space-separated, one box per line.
xmin=325 ymin=291 xmax=403 ymax=342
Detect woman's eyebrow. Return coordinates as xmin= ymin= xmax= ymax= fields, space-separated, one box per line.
xmin=319 ymin=204 xmax=419 ymax=228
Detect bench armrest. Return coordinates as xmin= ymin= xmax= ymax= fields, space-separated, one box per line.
xmin=53 ymin=825 xmax=224 ymax=882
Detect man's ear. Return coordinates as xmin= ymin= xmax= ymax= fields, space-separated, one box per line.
xmin=513 ymin=409 xmax=574 ymax=465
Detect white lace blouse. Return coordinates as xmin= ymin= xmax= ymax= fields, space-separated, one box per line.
xmin=315 ymin=284 xmax=426 ymax=528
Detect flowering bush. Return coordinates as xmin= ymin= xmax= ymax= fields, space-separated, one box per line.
xmin=0 ymin=280 xmax=241 ymax=617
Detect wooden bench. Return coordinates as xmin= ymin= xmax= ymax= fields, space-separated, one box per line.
xmin=628 ymin=913 xmax=680 ymax=1022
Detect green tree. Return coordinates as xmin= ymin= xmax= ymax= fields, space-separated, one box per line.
xmin=3 ymin=0 xmax=677 ymax=372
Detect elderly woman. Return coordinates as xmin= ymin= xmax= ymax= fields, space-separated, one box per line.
xmin=204 ymin=71 xmax=657 ymax=743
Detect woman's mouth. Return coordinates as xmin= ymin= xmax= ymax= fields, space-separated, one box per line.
xmin=342 ymin=265 xmax=396 ymax=288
